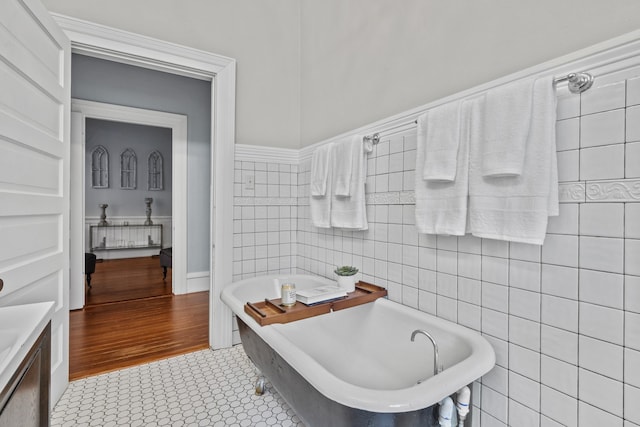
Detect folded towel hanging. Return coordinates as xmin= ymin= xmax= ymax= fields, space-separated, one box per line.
xmin=482 ymin=78 xmax=535 ymax=177
xmin=420 ymin=100 xmax=463 ymax=182
xmin=310 ymin=143 xmax=334 ymax=228
xmin=310 ymin=143 xmax=333 ymax=197
xmin=468 ymin=76 xmax=558 ymax=245
xmin=333 ymin=136 xmax=361 ymax=197
xmin=330 ymin=138 xmax=372 ymax=230
xmin=414 ymin=98 xmax=474 ymax=235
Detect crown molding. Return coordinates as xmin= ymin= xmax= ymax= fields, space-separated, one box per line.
xmin=235 ymin=144 xmax=299 ymax=164
xmin=51 ymin=13 xmax=234 ymax=80
xmin=299 ymin=29 xmax=640 ymax=161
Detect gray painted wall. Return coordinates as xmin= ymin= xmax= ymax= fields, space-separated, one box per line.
xmin=72 ymin=54 xmax=211 ymax=273
xmin=299 ymin=0 xmax=640 ymax=145
xmin=85 ymin=118 xmax=172 ymax=217
xmin=45 ymin=1 xmax=640 ymax=148
xmin=44 ymin=0 xmax=301 ymax=149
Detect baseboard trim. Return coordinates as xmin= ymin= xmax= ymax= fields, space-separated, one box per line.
xmin=186 ymin=271 xmax=210 ymax=294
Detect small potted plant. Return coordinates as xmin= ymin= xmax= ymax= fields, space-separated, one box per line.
xmin=334 ymin=266 xmax=359 ymax=293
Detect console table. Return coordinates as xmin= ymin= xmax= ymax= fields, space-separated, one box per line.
xmin=89 ymin=224 xmax=163 ymax=252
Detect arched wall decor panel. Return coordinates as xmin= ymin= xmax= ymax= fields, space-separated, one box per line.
xmin=120 ymin=148 xmax=137 ymax=189
xmin=91 ymin=145 xmax=109 ymax=188
xmin=148 ymin=150 xmax=163 ymax=190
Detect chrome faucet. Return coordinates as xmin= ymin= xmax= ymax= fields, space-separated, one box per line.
xmin=411 ymin=329 xmax=441 ymax=381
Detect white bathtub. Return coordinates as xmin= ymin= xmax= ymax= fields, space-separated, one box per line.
xmin=222 ymin=274 xmax=495 ymax=425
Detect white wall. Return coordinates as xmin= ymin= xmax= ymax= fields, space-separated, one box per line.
xmin=42 ymin=0 xmax=301 ymax=149
xmin=45 ymin=1 xmax=640 ymax=149
xmin=232 ymin=160 xmax=299 ymax=283
xmin=300 ymin=0 xmax=640 ymax=145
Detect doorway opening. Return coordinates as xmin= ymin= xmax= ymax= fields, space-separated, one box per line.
xmin=84 ymin=117 xmax=173 ymax=305
xmin=56 ymin=12 xmax=237 ymax=352
xmin=69 ymin=100 xmax=205 ymax=378
xmin=71 ymin=99 xmax=189 ymax=310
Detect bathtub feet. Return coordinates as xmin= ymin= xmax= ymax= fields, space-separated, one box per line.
xmin=254 ymin=375 xmax=266 ymax=395
xmin=253 ymin=367 xmax=267 ymax=395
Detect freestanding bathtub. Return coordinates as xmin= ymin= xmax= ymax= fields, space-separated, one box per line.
xmin=221 ymin=274 xmax=495 ymax=427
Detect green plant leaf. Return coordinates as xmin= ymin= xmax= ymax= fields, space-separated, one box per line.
xmin=334 ymin=265 xmax=358 ymax=276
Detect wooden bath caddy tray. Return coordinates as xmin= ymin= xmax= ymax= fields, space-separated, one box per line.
xmin=244 ymin=281 xmax=387 ymax=326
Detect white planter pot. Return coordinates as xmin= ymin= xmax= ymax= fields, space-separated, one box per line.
xmin=336 ymin=275 xmax=356 ymax=293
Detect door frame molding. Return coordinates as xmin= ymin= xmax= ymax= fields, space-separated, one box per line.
xmin=70 ymin=100 xmax=188 ymax=308
xmin=53 ymin=13 xmax=236 ymax=349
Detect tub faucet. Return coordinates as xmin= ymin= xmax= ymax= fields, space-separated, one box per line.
xmin=411 ymin=329 xmax=441 ymax=380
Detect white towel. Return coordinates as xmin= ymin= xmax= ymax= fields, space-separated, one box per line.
xmin=482 ymin=78 xmax=535 ymax=177
xmin=548 ymin=136 xmax=559 ymax=217
xmin=421 ymin=101 xmax=463 ymax=182
xmin=310 ymin=143 xmax=333 ymax=228
xmin=333 ymin=136 xmax=361 ymax=196
xmin=330 ymin=138 xmax=372 ymax=230
xmin=469 ymin=76 xmax=558 ymax=245
xmin=310 ymin=143 xmax=332 ymax=196
xmin=414 ymin=99 xmax=474 ymax=235
xmin=534 ymin=76 xmax=559 ymax=218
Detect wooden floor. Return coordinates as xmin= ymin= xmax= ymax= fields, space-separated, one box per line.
xmin=86 ymin=256 xmax=172 ymax=306
xmin=70 ymin=257 xmax=209 ymax=380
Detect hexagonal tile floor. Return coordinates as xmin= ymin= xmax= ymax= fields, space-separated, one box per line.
xmin=51 ymin=345 xmax=304 ymax=427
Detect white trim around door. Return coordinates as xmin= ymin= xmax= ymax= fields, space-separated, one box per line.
xmin=71 ymin=100 xmax=188 ymax=308
xmin=53 ymin=13 xmax=236 ymax=349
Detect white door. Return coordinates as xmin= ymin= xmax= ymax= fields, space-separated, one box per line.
xmin=0 ymin=0 xmax=70 ymax=405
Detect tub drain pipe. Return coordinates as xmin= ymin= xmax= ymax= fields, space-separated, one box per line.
xmin=455 ymin=386 xmax=471 ymax=427
xmin=438 ymin=396 xmax=457 ymax=427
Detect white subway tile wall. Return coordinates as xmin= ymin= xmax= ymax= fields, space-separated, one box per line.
xmin=233 ymin=161 xmax=298 ymax=283
xmin=231 ymin=73 xmax=640 ymax=426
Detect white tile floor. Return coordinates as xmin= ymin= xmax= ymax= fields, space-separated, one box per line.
xmin=52 ymin=346 xmax=304 ymax=427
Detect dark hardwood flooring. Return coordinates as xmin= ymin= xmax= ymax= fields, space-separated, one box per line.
xmin=70 ymin=256 xmax=209 ymax=380
xmin=86 ymin=256 xmax=172 ymax=305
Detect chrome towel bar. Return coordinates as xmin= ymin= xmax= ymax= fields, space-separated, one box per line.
xmin=363 ymin=71 xmax=594 ymax=145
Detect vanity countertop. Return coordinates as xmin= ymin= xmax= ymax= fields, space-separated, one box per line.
xmin=0 ymin=301 xmax=55 ymax=393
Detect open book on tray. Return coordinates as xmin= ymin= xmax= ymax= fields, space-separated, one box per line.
xmin=296 ymin=285 xmax=348 ymax=305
